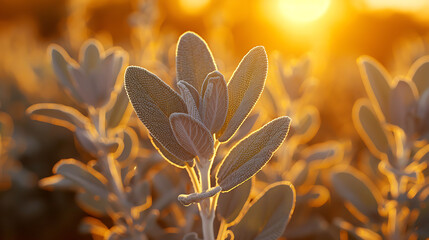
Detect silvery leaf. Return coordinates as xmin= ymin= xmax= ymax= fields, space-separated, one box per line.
xmin=331 ymin=169 xmax=382 ymax=221
xmin=293 ymin=106 xmax=320 ymax=142
xmin=80 ymin=40 xmax=102 ymax=71
xmin=231 ymin=182 xmax=295 ymax=240
xmin=178 ymin=81 xmax=201 ymax=121
xmin=217 ymin=116 xmax=290 ymax=192
xmin=201 ymin=71 xmax=228 ymax=134
xmin=170 ymin=113 xmax=214 ymax=161
xmin=218 ymin=46 xmax=268 ymax=142
xmin=26 ymin=103 xmax=89 ymax=131
xmin=50 ymin=45 xmax=83 ymax=102
xmin=178 ymin=80 xmax=201 ymax=108
xmin=125 ymin=66 xmax=194 ymax=162
xmin=176 ymin=32 xmax=217 ymax=93
xmin=115 ymin=128 xmax=138 ymax=167
xmin=353 ymin=100 xmax=389 ymax=157
xmin=358 ymin=56 xmax=391 ymax=120
xmin=409 ymin=56 xmax=429 ymax=95
xmin=149 ymin=133 xmax=187 ymax=168
xmin=53 ymin=159 xmax=108 ymax=198
xmin=217 ymin=178 xmax=252 ymax=224
xmin=106 ymin=87 xmax=132 ymax=129
xmin=389 ymin=80 xmax=417 ymax=135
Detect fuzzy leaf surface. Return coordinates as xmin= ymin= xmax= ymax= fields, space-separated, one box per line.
xmin=217 ymin=116 xmax=290 ymax=192
xmin=170 ymin=113 xmax=214 ymax=160
xmin=218 ymin=46 xmax=268 ymax=142
xmin=125 ymin=66 xmax=193 ymax=161
xmin=176 ymin=32 xmax=217 ymax=92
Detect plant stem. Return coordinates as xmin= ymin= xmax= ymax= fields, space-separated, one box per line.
xmin=198 ymin=161 xmax=215 ymax=240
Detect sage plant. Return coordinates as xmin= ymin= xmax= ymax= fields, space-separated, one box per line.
xmin=26 ymin=40 xmax=165 ymax=239
xmin=125 ymin=32 xmax=295 ymax=240
xmin=331 ymin=56 xmax=429 ymax=239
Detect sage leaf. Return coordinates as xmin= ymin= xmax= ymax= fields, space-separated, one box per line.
xmin=217 ymin=178 xmax=252 ymax=224
xmin=410 ymin=56 xmax=429 ymax=95
xmin=27 ymin=103 xmax=89 ymax=131
xmin=125 ymin=66 xmax=194 ymax=161
xmin=201 ymin=71 xmax=228 ymax=133
xmin=353 ymin=100 xmax=389 ymax=157
xmin=232 ymin=181 xmax=295 ymax=240
xmin=358 ymin=56 xmax=391 ymax=120
xmin=331 ymin=169 xmax=382 ymax=221
xmin=54 ymin=159 xmax=108 ymax=198
xmin=178 ymin=186 xmax=221 ymax=206
xmin=106 ymin=87 xmax=132 ymax=129
xmin=149 ymin=133 xmax=187 ymax=168
xmin=178 ymin=81 xmax=201 ymax=121
xmin=176 ymin=32 xmax=217 ymax=92
xmin=50 ymin=45 xmax=83 ymax=102
xmin=218 ymin=46 xmax=268 ymax=142
xmin=389 ymin=80 xmax=417 ymax=135
xmin=169 ymin=113 xmax=214 ymax=160
xmin=217 ymin=116 xmax=290 ymax=192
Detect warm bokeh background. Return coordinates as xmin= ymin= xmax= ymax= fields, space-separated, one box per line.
xmin=1 ymin=0 xmax=429 ymax=239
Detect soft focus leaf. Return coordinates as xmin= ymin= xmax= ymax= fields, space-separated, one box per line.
xmin=125 ymin=66 xmax=193 ymax=161
xmin=358 ymin=56 xmax=391 ymax=120
xmin=27 ymin=103 xmax=89 ymax=131
xmin=217 ymin=178 xmax=252 ymax=224
xmin=106 ymin=87 xmax=132 ymax=129
xmin=201 ymin=71 xmax=228 ymax=133
xmin=53 ymin=159 xmax=108 ymax=198
xmin=232 ymin=182 xmax=295 ymax=240
xmin=218 ymin=46 xmax=268 ymax=142
xmin=80 ymin=40 xmax=102 ymax=71
xmin=170 ymin=113 xmax=214 ymax=160
xmin=39 ymin=175 xmax=76 ymax=191
xmin=50 ymin=44 xmax=83 ymax=102
xmin=76 ymin=190 xmax=109 ymax=216
xmin=80 ymin=217 xmax=108 ymax=239
xmin=176 ymin=31 xmax=217 ymax=92
xmin=409 ymin=56 xmax=429 ymax=95
xmin=217 ymin=116 xmax=290 ymax=192
xmin=115 ymin=128 xmax=139 ymax=167
xmin=353 ymin=100 xmax=389 ymax=157
xmin=389 ymin=80 xmax=417 ymax=134
xmin=331 ymin=169 xmax=382 ymax=221
xmin=293 ymin=106 xmax=320 ymax=142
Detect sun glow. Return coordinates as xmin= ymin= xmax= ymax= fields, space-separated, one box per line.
xmin=276 ymin=0 xmax=331 ymax=23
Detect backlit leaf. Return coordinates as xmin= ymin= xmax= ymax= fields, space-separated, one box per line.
xmin=232 ymin=181 xmax=295 ymax=240
xmin=176 ymin=32 xmax=217 ymax=92
xmin=54 ymin=159 xmax=108 ymax=198
xmin=331 ymin=169 xmax=382 ymax=221
xmin=149 ymin=133 xmax=187 ymax=168
xmin=353 ymin=100 xmax=389 ymax=157
xmin=125 ymin=66 xmax=194 ymax=161
xmin=27 ymin=103 xmax=89 ymax=131
xmin=218 ymin=46 xmax=268 ymax=142
xmin=358 ymin=56 xmax=391 ymax=120
xmin=201 ymin=71 xmax=228 ymax=133
xmin=178 ymin=81 xmax=201 ymax=121
xmin=389 ymin=80 xmax=417 ymax=134
xmin=217 ymin=116 xmax=290 ymax=192
xmin=169 ymin=113 xmax=214 ymax=160
xmin=217 ymin=178 xmax=252 ymax=224
xmin=409 ymin=56 xmax=429 ymax=95
xmin=106 ymin=87 xmax=132 ymax=129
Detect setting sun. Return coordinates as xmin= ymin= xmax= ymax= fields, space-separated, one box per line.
xmin=277 ymin=0 xmax=331 ymax=23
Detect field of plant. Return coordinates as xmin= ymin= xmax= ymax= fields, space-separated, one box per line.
xmin=1 ymin=0 xmax=429 ymax=239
